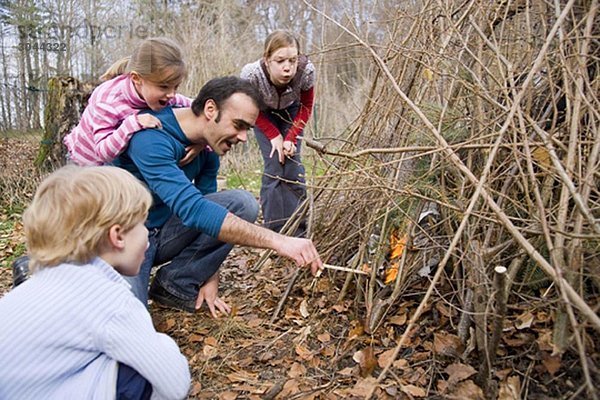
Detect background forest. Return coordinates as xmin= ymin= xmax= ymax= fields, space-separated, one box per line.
xmin=1 ymin=0 xmax=599 ymax=399
xmin=0 ymin=0 xmax=378 ymax=135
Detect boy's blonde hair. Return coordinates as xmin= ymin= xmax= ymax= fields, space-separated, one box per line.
xmin=100 ymin=37 xmax=187 ymax=84
xmin=263 ymin=30 xmax=301 ymax=59
xmin=23 ymin=165 xmax=152 ymax=271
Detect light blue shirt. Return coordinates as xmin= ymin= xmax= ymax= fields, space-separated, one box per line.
xmin=0 ymin=258 xmax=190 ymax=399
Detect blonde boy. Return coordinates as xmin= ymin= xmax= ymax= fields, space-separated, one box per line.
xmin=0 ymin=165 xmax=190 ymax=400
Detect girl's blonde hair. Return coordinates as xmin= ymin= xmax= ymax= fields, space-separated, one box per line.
xmin=100 ymin=37 xmax=187 ymax=84
xmin=23 ymin=165 xmax=152 ymax=271
xmin=263 ymin=30 xmax=301 ymax=59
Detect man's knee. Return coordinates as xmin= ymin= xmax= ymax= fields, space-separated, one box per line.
xmin=225 ymin=189 xmax=259 ymax=223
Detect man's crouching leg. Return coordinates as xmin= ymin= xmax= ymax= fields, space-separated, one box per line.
xmin=147 ymin=190 xmax=259 ymax=312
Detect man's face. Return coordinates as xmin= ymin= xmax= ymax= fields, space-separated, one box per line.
xmin=204 ymin=93 xmax=259 ymax=155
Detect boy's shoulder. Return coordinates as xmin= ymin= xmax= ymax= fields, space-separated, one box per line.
xmin=2 ymin=260 xmax=133 ymax=317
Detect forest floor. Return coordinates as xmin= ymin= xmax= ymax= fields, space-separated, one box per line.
xmin=1 ymin=135 xmax=597 ymax=399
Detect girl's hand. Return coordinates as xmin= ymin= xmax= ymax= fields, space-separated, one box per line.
xmin=269 ymin=136 xmax=285 ymax=164
xmin=137 ymin=114 xmax=162 ymax=129
xmin=283 ymin=140 xmax=296 ymax=157
xmin=180 ymin=144 xmax=204 ymax=166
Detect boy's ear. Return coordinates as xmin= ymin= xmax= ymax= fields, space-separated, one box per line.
xmin=107 ymin=225 xmax=125 ymax=250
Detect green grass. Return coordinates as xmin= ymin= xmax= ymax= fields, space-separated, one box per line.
xmin=0 ymin=129 xmax=43 ymax=139
xmin=0 ymin=210 xmax=26 ymax=269
xmin=223 ymin=168 xmax=262 ymax=196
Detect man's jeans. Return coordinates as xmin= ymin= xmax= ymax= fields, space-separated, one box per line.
xmin=126 ymin=189 xmax=259 ymax=305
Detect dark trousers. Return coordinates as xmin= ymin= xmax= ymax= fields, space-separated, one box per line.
xmin=125 ymin=189 xmax=259 ymax=304
xmin=116 ymin=363 xmax=152 ymax=400
xmin=254 ymin=103 xmax=307 ymax=234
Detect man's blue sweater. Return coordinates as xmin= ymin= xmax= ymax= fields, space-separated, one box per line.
xmin=113 ymin=107 xmax=228 ymax=238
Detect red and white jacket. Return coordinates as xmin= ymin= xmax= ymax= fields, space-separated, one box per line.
xmin=241 ymin=55 xmax=315 ymax=144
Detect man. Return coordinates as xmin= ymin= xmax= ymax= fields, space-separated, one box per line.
xmin=113 ymin=76 xmax=322 ymax=317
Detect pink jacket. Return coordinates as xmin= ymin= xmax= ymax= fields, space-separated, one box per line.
xmin=64 ymin=74 xmax=191 ymax=166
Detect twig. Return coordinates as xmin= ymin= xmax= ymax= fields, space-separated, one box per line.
xmin=262 ymin=380 xmax=285 ymax=400
xmin=270 ymin=268 xmax=302 ymax=324
xmin=321 ymin=263 xmax=369 ymax=275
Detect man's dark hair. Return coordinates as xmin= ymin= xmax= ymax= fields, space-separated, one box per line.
xmin=191 ymin=76 xmax=263 ymax=116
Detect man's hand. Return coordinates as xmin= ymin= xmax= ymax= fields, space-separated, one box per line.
xmin=137 ymin=114 xmax=162 ymax=129
xmin=274 ymin=237 xmax=323 ymax=275
xmin=195 ymin=272 xmax=231 ymax=318
xmin=180 ymin=144 xmax=204 ymax=166
xmin=217 ymin=213 xmax=324 ymax=276
xmin=282 ymin=140 xmax=296 ymax=158
xmin=269 ymin=136 xmax=285 ymax=164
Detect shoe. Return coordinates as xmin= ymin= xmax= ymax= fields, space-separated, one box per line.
xmin=149 ymin=279 xmax=196 ymax=313
xmin=12 ymin=255 xmax=30 ymax=288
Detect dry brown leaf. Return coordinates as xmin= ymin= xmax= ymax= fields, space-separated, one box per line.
xmin=165 ymin=318 xmax=176 ymax=330
xmin=331 ymin=303 xmax=349 ymax=313
xmin=226 ymin=370 xmax=258 ymax=383
xmin=288 ymin=362 xmax=306 ymax=378
xmin=352 ymin=350 xmax=364 ymax=364
xmin=377 ymin=348 xmax=396 ymax=369
xmin=258 ymin=351 xmax=274 ymax=362
xmin=353 ymin=347 xmax=377 ymax=377
xmin=444 ymin=362 xmax=477 ymax=384
xmin=189 ymin=381 xmax=202 ymax=396
xmin=320 ymin=345 xmax=335 ymax=357
xmin=388 ymin=313 xmax=407 ymax=326
xmin=435 ymin=302 xmax=454 ymax=318
xmin=495 ymin=368 xmax=513 ymax=380
xmin=532 ymin=146 xmax=552 ymax=169
xmin=498 ymin=375 xmax=521 ymax=400
xmin=295 ymin=344 xmax=313 ymax=361
xmin=202 ymin=345 xmax=218 ymax=360
xmin=502 ymin=333 xmax=534 ymax=347
xmin=347 ymin=377 xmax=378 ymax=397
xmin=205 ymin=336 xmax=219 ymax=347
xmin=338 ymin=367 xmax=354 ymax=376
xmin=219 ymin=391 xmax=238 ymax=400
xmin=189 ymin=333 xmax=203 ymax=343
xmin=317 ymin=332 xmax=331 ymax=343
xmin=279 ymin=379 xmax=300 ymax=398
xmin=535 ymin=330 xmax=554 ymax=352
xmin=411 ymin=351 xmax=430 ymax=362
xmin=516 ymin=311 xmax=534 ymax=330
xmin=295 ymin=325 xmax=312 ymax=343
xmin=437 ymin=379 xmax=449 ymax=394
xmin=299 ymin=299 xmax=310 ymax=318
xmin=401 ymin=384 xmax=427 ymax=397
xmin=447 ymin=380 xmax=484 ymax=400
xmin=433 ymin=332 xmax=464 ymax=357
xmin=542 ymin=352 xmax=561 ymax=376
xmin=247 ymin=317 xmax=263 ymax=328
xmin=361 ymin=263 xmax=372 ymax=274
xmin=406 ymin=366 xmax=428 ymax=386
xmin=347 ymin=323 xmax=364 ymax=340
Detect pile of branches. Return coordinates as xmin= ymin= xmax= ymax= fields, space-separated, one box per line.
xmin=301 ymin=0 xmax=599 ymax=397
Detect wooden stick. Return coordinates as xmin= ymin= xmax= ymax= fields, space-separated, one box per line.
xmin=321 ymin=263 xmax=369 ymax=275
